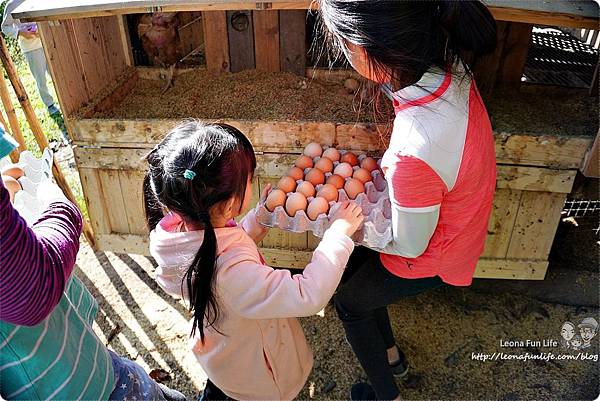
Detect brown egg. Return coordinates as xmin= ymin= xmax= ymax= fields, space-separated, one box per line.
xmin=265 ymin=189 xmax=286 ymax=212
xmin=353 ymin=168 xmax=373 ymax=184
xmin=344 ymin=78 xmax=360 ymax=93
xmin=285 ymin=192 xmax=308 ymax=217
xmin=1 ymin=165 xmax=24 ymax=180
xmin=277 ymin=176 xmax=297 ymax=193
xmin=303 ymin=142 xmax=323 ymax=158
xmin=305 ymin=168 xmax=325 ymax=186
xmin=316 ymin=183 xmax=339 ymax=202
xmin=341 ymin=152 xmax=359 ymax=166
xmin=287 ymin=166 xmax=304 ymax=181
xmin=360 ymin=157 xmax=379 ymax=172
xmin=2 ymin=175 xmax=21 ymax=203
xmin=322 ymin=148 xmax=341 ymax=162
xmin=295 ymin=155 xmax=314 ymax=170
xmin=296 ymin=181 xmax=316 ymax=198
xmin=344 ymin=178 xmax=365 ymax=200
xmin=326 ymin=174 xmax=345 ymax=190
xmin=307 ymin=197 xmax=330 ymax=221
xmin=334 ymin=162 xmax=353 ymax=179
xmin=314 ymin=157 xmax=334 ymax=174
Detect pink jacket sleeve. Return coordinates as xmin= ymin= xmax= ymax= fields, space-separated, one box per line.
xmin=217 ymin=230 xmax=354 ymax=319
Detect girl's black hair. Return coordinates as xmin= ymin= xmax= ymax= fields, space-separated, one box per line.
xmin=143 ymin=120 xmax=256 ymax=342
xmin=315 ymin=0 xmax=497 ymax=89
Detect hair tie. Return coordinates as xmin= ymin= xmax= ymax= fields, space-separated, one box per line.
xmin=183 ymin=169 xmax=196 ymax=180
xmin=196 ymin=211 xmax=210 ymax=223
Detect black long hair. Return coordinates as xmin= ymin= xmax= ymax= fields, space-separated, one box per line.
xmin=143 ymin=120 xmax=256 ymax=342
xmin=315 ymin=0 xmax=497 ymax=89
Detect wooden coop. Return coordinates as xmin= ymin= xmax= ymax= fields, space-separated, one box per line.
xmin=14 ymin=0 xmax=599 ymax=280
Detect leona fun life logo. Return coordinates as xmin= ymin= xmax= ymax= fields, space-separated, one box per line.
xmin=560 ymin=317 xmax=598 ymax=351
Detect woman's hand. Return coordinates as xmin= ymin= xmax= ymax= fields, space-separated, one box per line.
xmin=329 ymin=201 xmax=364 ymax=237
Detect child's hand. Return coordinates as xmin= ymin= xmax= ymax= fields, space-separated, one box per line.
xmin=259 ymin=183 xmax=272 ymax=204
xmin=329 ymin=201 xmax=364 ymax=237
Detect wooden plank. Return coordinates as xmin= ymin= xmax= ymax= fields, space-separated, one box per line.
xmin=279 ymin=10 xmax=306 ymax=76
xmin=15 ymin=1 xmax=598 ymax=29
xmin=98 ymin=169 xmax=130 ymax=233
xmin=473 ymin=258 xmax=547 ymax=280
xmin=117 ymin=15 xmax=133 ymax=66
xmin=96 ymin=233 xmax=149 ymax=255
xmin=73 ymin=147 xmax=149 ymax=170
xmin=496 ymin=165 xmax=576 ymax=193
xmin=119 ymin=170 xmax=148 ymax=235
xmin=70 ymin=118 xmax=594 ymax=169
xmin=202 ymin=11 xmax=230 ymax=73
xmin=260 ymin=247 xmax=548 ymax=280
xmin=227 ymin=10 xmax=255 ymax=72
xmin=253 ymin=10 xmax=280 ymax=72
xmin=581 ymin=130 xmax=599 ymax=178
xmin=15 ymin=1 xmax=315 ymax=22
xmin=79 ymin=168 xmax=111 ymax=235
xmin=472 ymin=21 xmax=508 ymax=94
xmin=481 ymin=189 xmax=522 ymax=259
xmin=506 ymin=191 xmax=567 ymax=260
xmin=498 ymin=22 xmax=533 ymax=83
xmin=38 ymin=20 xmax=90 ymax=116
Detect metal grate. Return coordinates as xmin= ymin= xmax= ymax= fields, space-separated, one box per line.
xmin=523 ymin=27 xmax=599 ymax=88
xmin=562 ymin=200 xmax=600 ymax=236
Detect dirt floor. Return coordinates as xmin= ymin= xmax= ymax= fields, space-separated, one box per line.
xmin=72 ymin=212 xmax=600 ymax=401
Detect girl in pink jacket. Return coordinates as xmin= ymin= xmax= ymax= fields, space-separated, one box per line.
xmin=144 ymin=121 xmax=364 ymax=400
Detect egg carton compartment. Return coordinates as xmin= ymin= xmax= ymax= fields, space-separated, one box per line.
xmin=1 ymin=149 xmax=54 ymax=225
xmin=256 ymin=178 xmax=393 ymax=249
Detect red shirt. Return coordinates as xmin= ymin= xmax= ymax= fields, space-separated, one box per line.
xmin=380 ymin=67 xmax=496 ymax=286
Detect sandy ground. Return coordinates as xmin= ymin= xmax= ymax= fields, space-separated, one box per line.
xmin=74 ymin=225 xmax=600 ymax=401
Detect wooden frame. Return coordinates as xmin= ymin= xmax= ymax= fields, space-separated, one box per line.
xmin=14 ymin=0 xmax=600 ymax=30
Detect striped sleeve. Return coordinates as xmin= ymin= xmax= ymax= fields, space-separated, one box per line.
xmin=0 ymin=179 xmax=83 ymax=326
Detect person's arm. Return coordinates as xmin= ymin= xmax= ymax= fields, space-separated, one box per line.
xmin=218 ymin=228 xmax=354 ymax=318
xmin=377 ymin=155 xmax=446 ymax=257
xmin=1 ymin=0 xmax=20 ymax=39
xmin=0 ymin=179 xmax=83 ymax=326
xmin=240 ymin=208 xmax=269 ymax=244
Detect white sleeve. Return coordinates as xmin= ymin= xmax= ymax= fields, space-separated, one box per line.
xmin=377 ymin=205 xmax=439 ymax=257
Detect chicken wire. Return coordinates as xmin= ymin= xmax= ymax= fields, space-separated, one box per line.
xmin=562 ymin=199 xmax=600 ymax=236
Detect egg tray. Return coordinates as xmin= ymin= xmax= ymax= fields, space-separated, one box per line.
xmin=256 ymin=169 xmax=393 ymax=249
xmin=0 ymin=149 xmax=54 ymax=225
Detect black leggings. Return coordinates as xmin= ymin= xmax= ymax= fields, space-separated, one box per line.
xmin=334 ymin=246 xmax=444 ymax=400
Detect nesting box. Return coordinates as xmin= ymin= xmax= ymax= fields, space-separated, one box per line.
xmin=15 ymin=0 xmax=598 ymax=280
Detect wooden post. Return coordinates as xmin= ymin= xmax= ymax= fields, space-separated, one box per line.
xmin=0 ymin=35 xmax=96 ymax=248
xmin=0 ymin=73 xmax=26 ymax=155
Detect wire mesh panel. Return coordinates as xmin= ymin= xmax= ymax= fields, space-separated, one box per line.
xmin=562 ymin=199 xmax=600 ymax=236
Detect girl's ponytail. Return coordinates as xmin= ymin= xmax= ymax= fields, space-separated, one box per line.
xmin=438 ymin=0 xmax=497 ymax=57
xmin=184 ymin=211 xmax=219 ymax=343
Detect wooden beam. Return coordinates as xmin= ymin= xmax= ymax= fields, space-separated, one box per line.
xmin=498 ymin=22 xmax=533 ymax=83
xmin=69 ymin=117 xmax=594 ymax=170
xmin=227 ymin=10 xmax=255 ymax=72
xmin=202 ymin=11 xmax=230 ymax=73
xmin=253 ymin=10 xmax=280 ymax=72
xmin=14 ymin=0 xmax=597 ymax=29
xmin=581 ymin=130 xmax=599 ymax=178
xmin=0 ymin=74 xmax=26 ymax=154
xmin=280 ymin=10 xmax=306 ymax=76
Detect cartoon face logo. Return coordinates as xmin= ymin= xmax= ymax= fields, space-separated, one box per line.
xmin=578 ymin=317 xmax=598 ymax=348
xmin=561 ymin=322 xmax=576 ymax=342
xmin=570 ymin=335 xmax=583 ymax=350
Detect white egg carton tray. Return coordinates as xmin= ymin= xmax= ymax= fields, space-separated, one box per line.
xmin=0 ymin=148 xmax=53 ymax=225
xmin=256 ymin=164 xmax=393 ymax=249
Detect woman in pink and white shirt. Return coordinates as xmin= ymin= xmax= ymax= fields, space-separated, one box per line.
xmin=318 ymin=1 xmax=498 ymax=400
